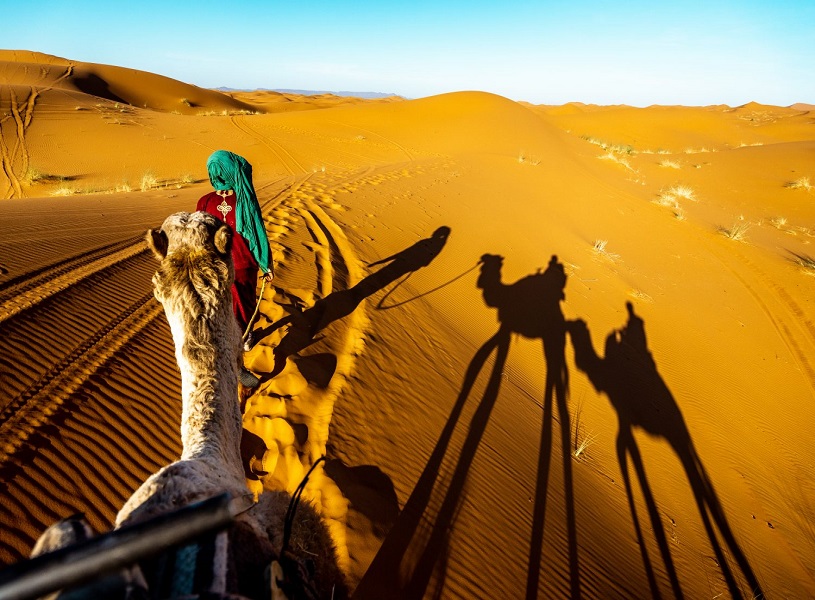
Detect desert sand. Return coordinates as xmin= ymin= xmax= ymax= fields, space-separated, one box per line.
xmin=1 ymin=50 xmax=814 ymax=598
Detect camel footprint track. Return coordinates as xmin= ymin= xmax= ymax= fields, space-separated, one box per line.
xmin=674 ymin=216 xmax=815 ymax=399
xmin=326 ymin=119 xmax=415 ymax=162
xmin=230 ymin=115 xmax=305 ymax=175
xmin=248 ymin=177 xmax=368 ymax=469
xmin=269 ymin=173 xmax=365 ymax=297
xmin=0 ymin=290 xmax=163 ymax=464
xmin=728 ymin=250 xmax=815 ymax=396
xmin=0 ymin=235 xmax=146 ymax=323
xmin=0 ymin=65 xmax=72 ymax=198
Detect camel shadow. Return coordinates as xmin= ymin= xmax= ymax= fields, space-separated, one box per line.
xmin=568 ymin=303 xmax=764 ymax=600
xmin=354 ymin=254 xmax=579 ymax=599
xmin=324 ymin=458 xmax=400 ymax=539
xmin=253 ymin=226 xmax=450 ymax=379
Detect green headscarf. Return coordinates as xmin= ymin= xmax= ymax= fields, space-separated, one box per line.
xmin=206 ymin=150 xmax=271 ymax=273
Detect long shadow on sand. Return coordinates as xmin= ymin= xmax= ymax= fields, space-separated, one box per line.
xmin=355 ymin=254 xmax=580 ymax=599
xmin=253 ymin=226 xmax=450 ymax=379
xmin=568 ymin=303 xmax=764 ymax=600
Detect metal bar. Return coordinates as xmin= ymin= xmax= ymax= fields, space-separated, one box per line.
xmin=0 ymin=494 xmax=235 ymax=600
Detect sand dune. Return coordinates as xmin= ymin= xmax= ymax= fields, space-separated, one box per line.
xmin=1 ymin=52 xmax=815 ymax=598
xmin=0 ymin=50 xmax=257 ymax=115
xmin=228 ymin=89 xmax=403 ymax=113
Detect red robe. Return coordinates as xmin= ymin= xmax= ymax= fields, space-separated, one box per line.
xmin=196 ymin=191 xmax=259 ymax=331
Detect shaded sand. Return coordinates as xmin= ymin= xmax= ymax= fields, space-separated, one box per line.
xmin=2 ymin=52 xmax=815 ymax=598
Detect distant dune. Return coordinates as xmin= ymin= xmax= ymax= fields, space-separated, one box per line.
xmin=218 ymin=87 xmax=402 ymax=100
xmin=1 ymin=51 xmax=815 ymax=599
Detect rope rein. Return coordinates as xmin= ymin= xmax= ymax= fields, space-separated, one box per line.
xmin=281 ymin=456 xmax=326 ymax=557
xmin=376 ymin=261 xmax=481 ymax=310
xmin=242 ymin=276 xmax=268 ymax=342
xmin=269 ymin=457 xmax=328 ymax=600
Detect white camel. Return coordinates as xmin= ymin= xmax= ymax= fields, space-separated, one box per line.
xmin=32 ymin=211 xmax=345 ymax=599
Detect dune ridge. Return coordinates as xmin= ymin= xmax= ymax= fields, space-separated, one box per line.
xmin=1 ymin=52 xmax=815 ymax=598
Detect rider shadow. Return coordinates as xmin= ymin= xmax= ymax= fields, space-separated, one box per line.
xmin=568 ymin=303 xmax=764 ymax=600
xmin=354 ymin=254 xmax=579 ymax=600
xmin=254 ymin=226 xmax=450 ymax=378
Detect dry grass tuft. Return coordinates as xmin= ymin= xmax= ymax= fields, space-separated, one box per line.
xmin=785 ymin=177 xmax=812 ymax=191
xmin=598 ymin=151 xmax=633 ymax=170
xmin=140 ymin=172 xmax=158 ymax=192
xmin=573 ymin=431 xmax=597 ymax=460
xmin=592 ymin=239 xmax=620 ymax=261
xmin=654 ymin=191 xmax=681 ymax=209
xmin=667 ymin=184 xmax=696 ymax=201
xmin=653 ymin=185 xmax=697 ymax=220
xmin=21 ymin=167 xmax=67 ymax=186
xmin=655 ymin=185 xmax=696 ymax=206
xmin=789 ymin=252 xmax=815 ymax=275
xmin=718 ymin=221 xmax=750 ymax=241
xmin=198 ymin=109 xmax=258 ymax=117
xmin=629 ymin=289 xmax=653 ymax=302
xmin=571 ymin=397 xmax=597 ymax=461
xmin=21 ymin=167 xmax=44 ymax=186
xmin=518 ymin=152 xmax=541 ymax=166
xmin=769 ymin=217 xmax=798 ymax=235
xmin=659 ymin=159 xmax=681 ymax=169
xmin=580 ymin=135 xmax=639 ymax=171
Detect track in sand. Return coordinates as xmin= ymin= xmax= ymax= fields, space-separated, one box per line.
xmin=0 ymin=63 xmax=73 ymax=199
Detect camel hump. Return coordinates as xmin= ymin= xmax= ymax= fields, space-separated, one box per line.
xmin=510 ymin=272 xmax=543 ymax=295
xmin=498 ymin=272 xmax=565 ymax=338
xmin=511 ymin=271 xmax=564 ymax=305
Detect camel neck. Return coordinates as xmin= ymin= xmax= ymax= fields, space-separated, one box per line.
xmin=168 ymin=302 xmax=244 ymax=475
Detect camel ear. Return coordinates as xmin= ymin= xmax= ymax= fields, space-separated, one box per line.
xmin=146 ymin=229 xmax=168 ymax=260
xmin=214 ymin=224 xmax=232 ymax=256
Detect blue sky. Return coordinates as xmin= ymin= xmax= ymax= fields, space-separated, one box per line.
xmin=9 ymin=0 xmax=815 ymax=106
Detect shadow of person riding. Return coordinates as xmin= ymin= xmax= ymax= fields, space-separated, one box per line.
xmin=254 ymin=226 xmax=450 ymax=379
xmin=568 ymin=303 xmax=764 ymax=600
xmin=355 ymin=253 xmax=579 ymax=599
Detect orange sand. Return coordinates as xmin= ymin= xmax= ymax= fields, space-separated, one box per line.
xmin=1 ymin=51 xmax=814 ymax=598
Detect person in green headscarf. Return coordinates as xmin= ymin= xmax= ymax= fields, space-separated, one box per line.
xmin=197 ymin=150 xmax=274 ymax=355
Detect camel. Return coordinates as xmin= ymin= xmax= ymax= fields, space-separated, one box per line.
xmin=32 ymin=211 xmax=346 ymax=599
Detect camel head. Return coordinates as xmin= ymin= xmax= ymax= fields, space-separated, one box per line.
xmin=477 ymin=253 xmax=503 ymax=288
xmin=147 ymin=211 xmax=232 ymax=262
xmin=145 ymin=211 xmax=234 ymax=321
